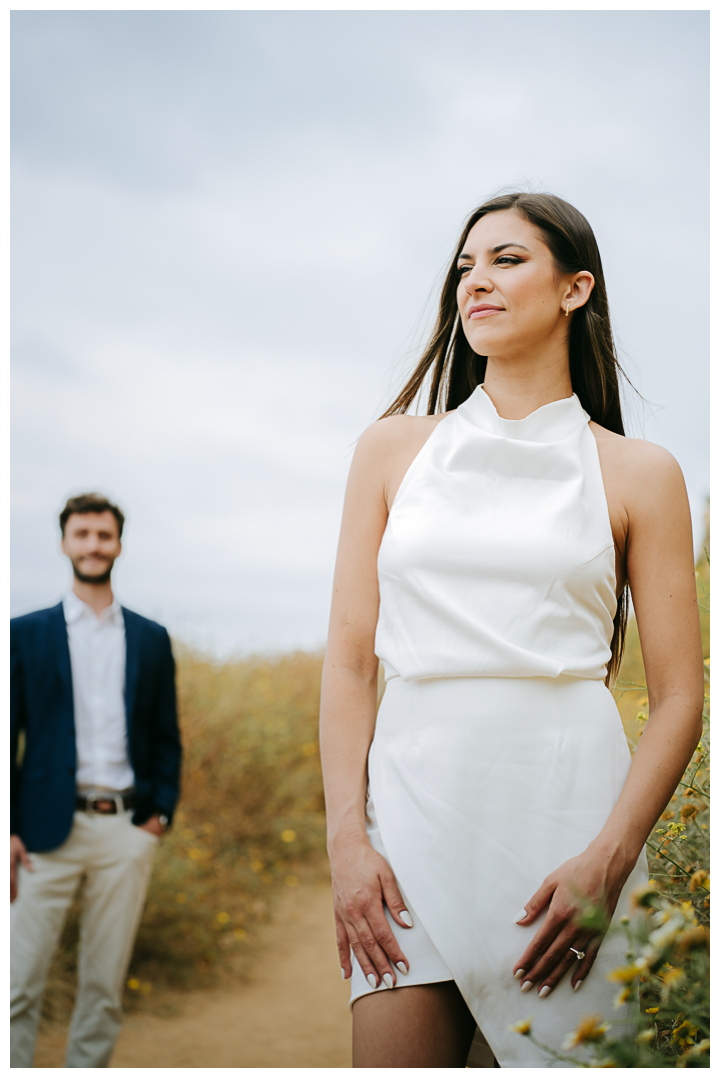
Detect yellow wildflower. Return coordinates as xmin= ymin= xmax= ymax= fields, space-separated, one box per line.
xmin=645 ymin=1007 xmax=660 ymax=1014
xmin=649 ymin=920 xmax=683 ymax=951
xmin=630 ymin=884 xmax=658 ymax=909
xmin=637 ymin=1029 xmax=655 ymax=1044
xmin=285 ymin=874 xmax=299 ymax=887
xmin=233 ymin=928 xmax=247 ymax=940
xmin=509 ymin=1018 xmax=532 ymax=1036
xmin=689 ymin=869 xmax=709 ymax=893
xmin=281 ymin=829 xmax=297 ymax=843
xmin=675 ymin=926 xmax=709 ymax=953
xmin=607 ymin=958 xmax=647 ymax=983
xmin=250 ymin=860 xmax=264 ymax=873
xmin=126 ymin=977 xmax=140 ymax=991
xmin=671 ymin=1020 xmax=698 ymax=1048
xmin=655 ymin=822 xmax=686 ymax=844
xmin=216 ymin=912 xmax=230 ymax=924
xmin=562 ymin=1015 xmax=609 ymax=1050
xmin=661 ymin=966 xmax=685 ymax=999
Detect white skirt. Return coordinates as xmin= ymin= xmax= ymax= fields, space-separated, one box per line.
xmin=350 ymin=675 xmax=647 ymax=1068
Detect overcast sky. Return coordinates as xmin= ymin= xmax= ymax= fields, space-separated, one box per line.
xmin=11 ymin=9 xmax=709 ymax=656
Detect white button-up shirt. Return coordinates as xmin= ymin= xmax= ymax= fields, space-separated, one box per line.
xmin=63 ymin=591 xmax=135 ymax=792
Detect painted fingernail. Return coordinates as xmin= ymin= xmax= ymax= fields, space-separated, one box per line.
xmin=573 ymin=980 xmax=583 ymax=993
xmin=366 ymin=973 xmax=377 ymax=988
xmin=520 ymin=981 xmax=533 ymax=993
xmin=514 ymin=908 xmax=528 ymax=923
xmin=514 ymin=969 xmax=526 ymax=980
xmin=382 ymin=973 xmax=394 ymax=989
xmin=398 ymin=910 xmax=413 ymax=927
xmin=397 ymin=961 xmax=408 ymax=975
xmin=539 ymin=985 xmax=551 ymax=998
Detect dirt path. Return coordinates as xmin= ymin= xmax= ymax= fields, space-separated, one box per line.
xmin=34 ymin=880 xmax=352 ymax=1068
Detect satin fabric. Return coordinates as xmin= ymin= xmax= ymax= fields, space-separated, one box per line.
xmin=375 ymin=386 xmax=617 ymax=682
xmin=352 ymin=386 xmax=647 ymax=1067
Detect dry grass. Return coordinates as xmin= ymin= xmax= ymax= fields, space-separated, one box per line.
xmin=43 ymin=649 xmax=327 ymax=1020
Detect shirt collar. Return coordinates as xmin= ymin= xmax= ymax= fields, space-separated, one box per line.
xmin=63 ymin=591 xmax=123 ymax=625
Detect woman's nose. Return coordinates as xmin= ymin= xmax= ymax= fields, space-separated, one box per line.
xmin=464 ymin=268 xmax=492 ymax=294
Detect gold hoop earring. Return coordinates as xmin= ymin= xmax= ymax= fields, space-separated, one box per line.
xmin=565 ymin=302 xmax=571 ymax=317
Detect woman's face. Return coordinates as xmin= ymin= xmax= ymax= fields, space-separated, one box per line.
xmin=456 ymin=209 xmax=581 ymax=360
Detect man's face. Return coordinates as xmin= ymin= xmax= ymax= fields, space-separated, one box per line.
xmin=61 ymin=511 xmax=122 ymax=584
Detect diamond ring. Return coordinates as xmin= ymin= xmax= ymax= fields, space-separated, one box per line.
xmin=569 ymin=946 xmax=586 ymax=961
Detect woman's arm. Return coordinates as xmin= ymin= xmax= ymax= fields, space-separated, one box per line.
xmin=513 ymin=440 xmax=705 ymax=997
xmin=321 ymin=416 xmax=435 ymax=988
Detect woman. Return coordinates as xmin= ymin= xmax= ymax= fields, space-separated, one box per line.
xmin=319 ymin=192 xmax=704 ymax=1068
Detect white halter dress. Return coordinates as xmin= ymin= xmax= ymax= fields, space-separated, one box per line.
xmin=349 ymin=385 xmax=647 ymax=1068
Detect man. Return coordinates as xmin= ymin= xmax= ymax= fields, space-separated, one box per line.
xmin=10 ymin=492 xmax=182 ymax=1068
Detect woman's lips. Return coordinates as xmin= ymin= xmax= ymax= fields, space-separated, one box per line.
xmin=468 ymin=305 xmax=504 ymax=320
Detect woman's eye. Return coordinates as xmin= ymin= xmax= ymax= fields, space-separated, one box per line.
xmin=457 ymin=265 xmax=472 ymax=277
xmin=495 ymin=255 xmax=522 ymax=266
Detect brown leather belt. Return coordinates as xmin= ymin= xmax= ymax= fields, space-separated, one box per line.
xmin=76 ymin=793 xmax=137 ymax=814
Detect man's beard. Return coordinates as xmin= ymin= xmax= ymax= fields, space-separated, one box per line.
xmin=72 ymin=557 xmax=115 ymax=585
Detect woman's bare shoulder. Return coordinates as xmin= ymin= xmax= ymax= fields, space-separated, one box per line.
xmin=591 ymin=421 xmax=680 ymax=467
xmin=589 ymin=423 xmax=686 ymax=504
xmin=365 ymin=410 xmax=453 ymax=437
xmin=356 ymin=411 xmax=453 ymax=459
xmin=351 ymin=411 xmax=454 ymax=511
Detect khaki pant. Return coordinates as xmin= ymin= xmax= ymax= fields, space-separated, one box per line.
xmin=11 ymin=810 xmax=157 ymax=1068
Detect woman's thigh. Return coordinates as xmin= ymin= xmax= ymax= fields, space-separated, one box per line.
xmin=352 ymin=980 xmax=477 ymax=1068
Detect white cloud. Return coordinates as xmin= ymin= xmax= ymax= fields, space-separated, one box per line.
xmin=11 ymin=10 xmax=709 ymax=653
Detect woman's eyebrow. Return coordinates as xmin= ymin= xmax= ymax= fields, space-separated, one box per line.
xmin=457 ymin=242 xmax=531 ymax=263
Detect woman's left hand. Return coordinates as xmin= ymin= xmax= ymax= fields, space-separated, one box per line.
xmin=512 ymin=844 xmax=631 ymax=997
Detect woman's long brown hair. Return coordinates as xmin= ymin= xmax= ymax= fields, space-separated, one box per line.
xmin=380 ymin=192 xmax=630 ymax=685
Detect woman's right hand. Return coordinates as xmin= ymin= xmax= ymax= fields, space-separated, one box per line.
xmin=331 ymin=834 xmax=413 ymax=988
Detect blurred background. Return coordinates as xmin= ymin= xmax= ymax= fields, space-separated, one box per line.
xmin=11 ymin=8 xmax=709 ymax=655
xmin=11 ymin=9 xmax=709 ymax=1068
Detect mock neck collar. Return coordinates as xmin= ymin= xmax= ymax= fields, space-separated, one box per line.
xmin=457 ymin=384 xmax=589 ymax=443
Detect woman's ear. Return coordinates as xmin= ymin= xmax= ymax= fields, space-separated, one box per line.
xmin=568 ymin=271 xmax=595 ymax=310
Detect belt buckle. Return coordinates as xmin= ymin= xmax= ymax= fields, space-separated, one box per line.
xmin=87 ymin=793 xmax=124 ymax=815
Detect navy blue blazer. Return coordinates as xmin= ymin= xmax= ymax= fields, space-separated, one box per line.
xmin=10 ymin=602 xmax=182 ymax=853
